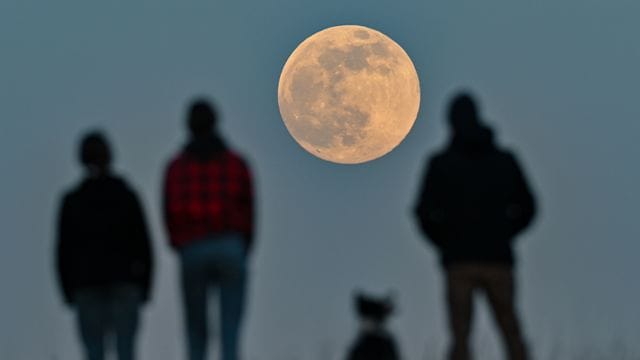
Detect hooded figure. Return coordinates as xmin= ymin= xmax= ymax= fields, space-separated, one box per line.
xmin=414 ymin=92 xmax=536 ymax=360
xmin=415 ymin=93 xmax=535 ymax=266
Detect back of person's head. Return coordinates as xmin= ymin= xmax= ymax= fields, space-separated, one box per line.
xmin=187 ymin=99 xmax=218 ymax=138
xmin=79 ymin=131 xmax=112 ymax=172
xmin=448 ymin=91 xmax=481 ymax=134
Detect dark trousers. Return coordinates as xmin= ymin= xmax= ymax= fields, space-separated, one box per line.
xmin=445 ymin=263 xmax=528 ymax=360
xmin=75 ymin=284 xmax=142 ymax=360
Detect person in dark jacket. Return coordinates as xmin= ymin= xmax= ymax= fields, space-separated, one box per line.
xmin=56 ymin=131 xmax=153 ymax=360
xmin=163 ymin=99 xmax=254 ymax=360
xmin=414 ymin=92 xmax=536 ymax=360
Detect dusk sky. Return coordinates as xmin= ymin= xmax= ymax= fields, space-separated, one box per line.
xmin=2 ymin=1 xmax=640 ymax=359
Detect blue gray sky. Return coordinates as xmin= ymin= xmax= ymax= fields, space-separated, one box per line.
xmin=1 ymin=0 xmax=639 ymax=359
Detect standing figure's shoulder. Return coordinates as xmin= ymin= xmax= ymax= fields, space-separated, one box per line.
xmin=425 ymin=149 xmax=450 ymax=170
xmin=496 ymin=146 xmax=522 ymax=165
xmin=59 ymin=185 xmax=79 ymax=208
xmin=225 ymin=150 xmax=252 ymax=170
xmin=113 ymin=176 xmax=141 ymax=198
xmin=165 ymin=151 xmax=190 ymax=173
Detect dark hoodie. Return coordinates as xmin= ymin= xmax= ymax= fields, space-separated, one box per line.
xmin=414 ymin=124 xmax=536 ymax=266
xmin=56 ymin=175 xmax=153 ymax=304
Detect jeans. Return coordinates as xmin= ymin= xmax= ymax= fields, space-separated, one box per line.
xmin=445 ymin=263 xmax=529 ymax=360
xmin=180 ymin=233 xmax=247 ymax=360
xmin=75 ymin=284 xmax=142 ymax=360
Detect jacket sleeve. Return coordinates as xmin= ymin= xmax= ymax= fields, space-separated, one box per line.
xmin=162 ymin=161 xmax=179 ymax=250
xmin=128 ymin=190 xmax=154 ymax=303
xmin=506 ymin=154 xmax=537 ymax=239
xmin=240 ymin=160 xmax=255 ymax=252
xmin=55 ymin=195 xmax=74 ymax=305
xmin=414 ymin=158 xmax=448 ymax=248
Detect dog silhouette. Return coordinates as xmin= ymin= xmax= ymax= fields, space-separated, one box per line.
xmin=346 ymin=292 xmax=400 ymax=360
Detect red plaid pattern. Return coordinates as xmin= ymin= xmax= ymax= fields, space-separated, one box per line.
xmin=164 ymin=150 xmax=254 ymax=249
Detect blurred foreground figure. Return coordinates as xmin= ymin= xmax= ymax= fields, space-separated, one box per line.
xmin=414 ymin=93 xmax=536 ymax=360
xmin=164 ymin=99 xmax=254 ymax=360
xmin=346 ymin=292 xmax=400 ymax=360
xmin=56 ymin=132 xmax=153 ymax=360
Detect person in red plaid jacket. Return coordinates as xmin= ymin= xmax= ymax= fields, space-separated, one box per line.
xmin=163 ymin=99 xmax=254 ymax=360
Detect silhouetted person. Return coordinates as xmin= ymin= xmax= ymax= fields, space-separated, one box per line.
xmin=163 ymin=99 xmax=254 ymax=360
xmin=346 ymin=292 xmax=401 ymax=360
xmin=414 ymin=93 xmax=536 ymax=360
xmin=56 ymin=131 xmax=153 ymax=360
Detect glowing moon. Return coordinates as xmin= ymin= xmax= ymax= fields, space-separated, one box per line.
xmin=278 ymin=25 xmax=420 ymax=164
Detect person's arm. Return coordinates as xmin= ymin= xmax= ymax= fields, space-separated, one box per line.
xmin=128 ymin=190 xmax=154 ymax=304
xmin=162 ymin=161 xmax=180 ymax=250
xmin=506 ymin=154 xmax=536 ymax=238
xmin=414 ymin=157 xmax=447 ymax=248
xmin=239 ymin=159 xmax=255 ymax=253
xmin=55 ymin=196 xmax=74 ymax=306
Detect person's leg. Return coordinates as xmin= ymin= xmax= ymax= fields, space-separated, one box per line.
xmin=219 ymin=261 xmax=246 ymax=360
xmin=181 ymin=245 xmax=210 ymax=360
xmin=481 ymin=265 xmax=529 ymax=360
xmin=446 ymin=265 xmax=476 ymax=360
xmin=110 ymin=284 xmax=142 ymax=360
xmin=75 ymin=289 xmax=108 ymax=360
xmin=215 ymin=235 xmax=247 ymax=360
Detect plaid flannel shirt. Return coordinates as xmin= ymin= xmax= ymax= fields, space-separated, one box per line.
xmin=164 ymin=150 xmax=254 ymax=250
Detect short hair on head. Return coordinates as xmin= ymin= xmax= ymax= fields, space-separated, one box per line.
xmin=187 ymin=98 xmax=218 ymax=137
xmin=79 ymin=130 xmax=112 ymax=169
xmin=448 ymin=91 xmax=480 ymax=132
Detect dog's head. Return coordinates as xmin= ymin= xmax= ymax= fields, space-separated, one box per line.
xmin=354 ymin=291 xmax=394 ymax=323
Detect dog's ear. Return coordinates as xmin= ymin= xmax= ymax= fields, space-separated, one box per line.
xmin=386 ymin=290 xmax=399 ymax=310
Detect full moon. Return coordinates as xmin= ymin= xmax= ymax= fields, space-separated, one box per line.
xmin=278 ymin=25 xmax=420 ymax=164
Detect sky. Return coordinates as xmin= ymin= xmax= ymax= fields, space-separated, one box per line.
xmin=1 ymin=0 xmax=640 ymax=359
